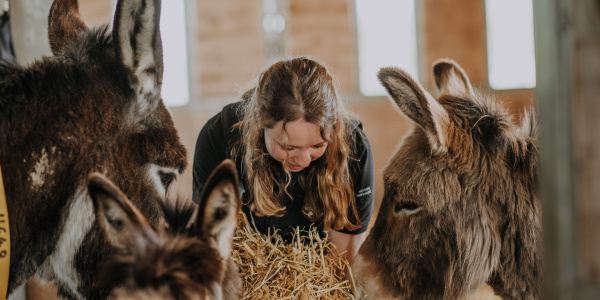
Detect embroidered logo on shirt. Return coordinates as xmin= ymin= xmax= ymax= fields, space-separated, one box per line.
xmin=357 ymin=187 xmax=372 ymax=197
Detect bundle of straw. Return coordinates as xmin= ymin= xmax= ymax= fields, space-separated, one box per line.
xmin=232 ymin=212 xmax=355 ymax=300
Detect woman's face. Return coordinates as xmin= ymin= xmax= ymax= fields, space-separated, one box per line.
xmin=264 ymin=119 xmax=328 ymax=172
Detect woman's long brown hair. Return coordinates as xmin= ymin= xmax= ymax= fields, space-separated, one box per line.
xmin=233 ymin=57 xmax=361 ymax=231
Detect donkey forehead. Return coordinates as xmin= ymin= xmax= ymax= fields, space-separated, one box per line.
xmin=385 ymin=129 xmax=442 ymax=180
xmin=129 ymin=237 xmax=224 ymax=291
xmin=439 ymin=95 xmax=511 ymax=145
xmin=384 ymin=131 xmax=462 ymax=205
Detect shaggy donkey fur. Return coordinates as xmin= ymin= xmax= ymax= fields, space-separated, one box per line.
xmin=352 ymin=59 xmax=541 ymax=300
xmin=0 ymin=0 xmax=187 ymax=298
xmin=91 ymin=160 xmax=242 ymax=300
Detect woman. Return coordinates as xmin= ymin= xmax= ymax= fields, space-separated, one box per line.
xmin=192 ymin=57 xmax=374 ymax=263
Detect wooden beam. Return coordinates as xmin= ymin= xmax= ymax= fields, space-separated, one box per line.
xmin=534 ymin=0 xmax=600 ymax=298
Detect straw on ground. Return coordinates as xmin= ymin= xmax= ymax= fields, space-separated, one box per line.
xmin=232 ymin=213 xmax=355 ymax=300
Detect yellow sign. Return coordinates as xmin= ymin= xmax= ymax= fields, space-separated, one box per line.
xmin=0 ymin=165 xmax=9 ymax=300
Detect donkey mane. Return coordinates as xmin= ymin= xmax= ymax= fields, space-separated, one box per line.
xmin=438 ymin=93 xmax=537 ymax=170
xmin=160 ymin=196 xmax=197 ymax=234
xmin=60 ymin=25 xmax=114 ymax=64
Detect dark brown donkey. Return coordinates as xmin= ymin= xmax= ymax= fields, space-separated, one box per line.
xmin=0 ymin=0 xmax=187 ymax=298
xmin=90 ymin=160 xmax=242 ymax=300
xmin=352 ymin=59 xmax=541 ymax=300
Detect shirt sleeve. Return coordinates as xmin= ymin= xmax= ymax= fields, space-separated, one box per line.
xmin=337 ymin=123 xmax=375 ymax=234
xmin=192 ymin=111 xmax=228 ymax=203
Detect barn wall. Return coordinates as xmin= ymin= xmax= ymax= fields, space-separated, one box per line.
xmin=190 ymin=0 xmax=264 ymax=99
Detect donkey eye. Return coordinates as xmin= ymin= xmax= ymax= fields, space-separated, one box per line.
xmin=394 ymin=201 xmax=421 ymax=215
xmin=159 ymin=172 xmax=176 ymax=189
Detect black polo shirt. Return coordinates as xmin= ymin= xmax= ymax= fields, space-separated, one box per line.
xmin=193 ymin=101 xmax=374 ymax=242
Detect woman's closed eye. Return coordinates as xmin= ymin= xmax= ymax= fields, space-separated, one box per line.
xmin=282 ymin=144 xmax=325 ymax=151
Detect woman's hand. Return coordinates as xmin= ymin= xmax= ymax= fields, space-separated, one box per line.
xmin=327 ymin=230 xmax=366 ymax=264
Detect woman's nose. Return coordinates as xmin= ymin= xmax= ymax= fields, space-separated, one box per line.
xmin=295 ymin=149 xmax=312 ymax=167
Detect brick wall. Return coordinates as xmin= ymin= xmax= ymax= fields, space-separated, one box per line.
xmin=191 ymin=0 xmax=264 ymax=99
xmin=286 ymin=0 xmax=358 ymax=92
xmin=421 ymin=0 xmax=488 ymax=85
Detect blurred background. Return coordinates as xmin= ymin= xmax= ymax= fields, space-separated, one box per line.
xmin=4 ymin=0 xmax=598 ymax=299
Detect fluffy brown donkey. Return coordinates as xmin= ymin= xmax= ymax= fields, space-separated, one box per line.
xmin=352 ymin=59 xmax=541 ymax=300
xmin=90 ymin=160 xmax=242 ymax=300
xmin=0 ymin=0 xmax=187 ymax=298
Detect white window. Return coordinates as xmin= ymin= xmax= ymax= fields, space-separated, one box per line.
xmin=160 ymin=0 xmax=190 ymax=106
xmin=355 ymin=0 xmax=418 ymax=97
xmin=485 ymin=0 xmax=536 ymax=90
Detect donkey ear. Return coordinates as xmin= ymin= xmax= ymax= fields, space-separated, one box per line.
xmin=48 ymin=0 xmax=89 ymax=55
xmin=190 ymin=160 xmax=241 ymax=260
xmin=378 ymin=67 xmax=450 ymax=152
xmin=113 ymin=0 xmax=164 ymax=116
xmin=433 ymin=59 xmax=474 ymax=96
xmin=88 ymin=172 xmax=152 ymax=249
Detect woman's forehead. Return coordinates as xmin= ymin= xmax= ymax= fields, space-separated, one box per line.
xmin=268 ymin=120 xmax=325 ymax=146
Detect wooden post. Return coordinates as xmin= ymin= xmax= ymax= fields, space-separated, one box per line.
xmin=534 ymin=0 xmax=600 ymax=298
